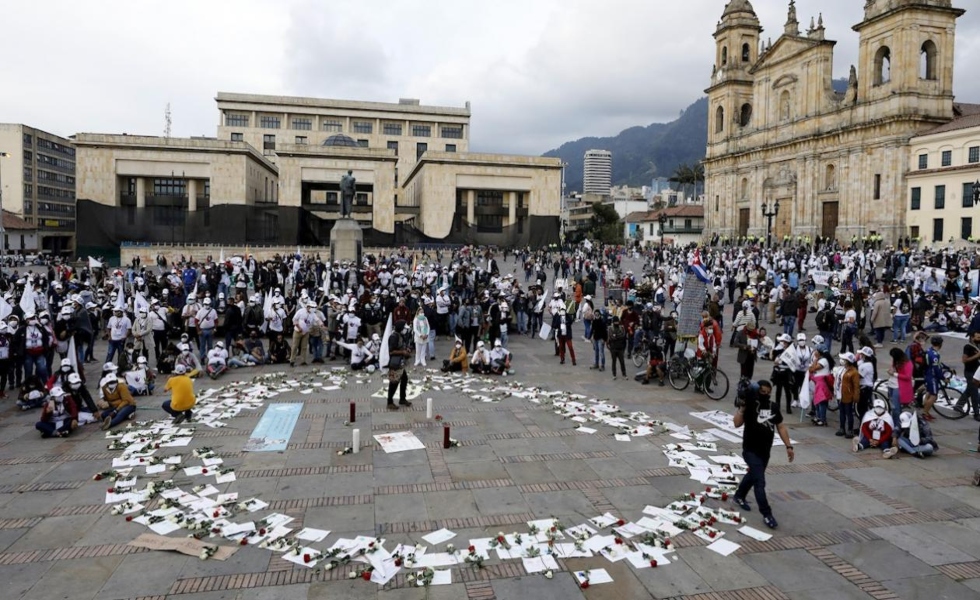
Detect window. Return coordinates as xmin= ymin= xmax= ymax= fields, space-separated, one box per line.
xmin=721 ymin=46 xmax=728 ymax=66
xmin=918 ymin=154 xmax=928 ymax=170
xmin=416 ymin=142 xmax=428 ymax=160
xmin=921 ymin=40 xmax=938 ymax=81
xmin=152 ymin=179 xmax=186 ymax=196
xmin=911 ymin=187 xmax=921 ymax=210
xmin=966 ymin=182 xmax=978 ymax=208
xmin=292 ymin=118 xmax=312 ymax=131
xmin=441 ymin=126 xmax=463 ymax=139
xmin=874 ymin=46 xmax=891 ymax=85
xmin=23 ymin=167 xmax=32 ymax=180
xmin=942 ymin=150 xmax=952 ymax=167
xmin=259 ymin=116 xmax=280 ymax=129
xmin=445 ymin=144 xmax=457 ymax=153
xmin=970 ymin=147 xmax=980 ymax=164
xmin=874 ymin=174 xmax=881 ymax=200
xmin=412 ymin=125 xmax=431 ymax=137
xmin=933 ymin=218 xmax=944 ymax=242
xmin=383 ymin=123 xmax=403 ymax=136
xmin=478 ymin=214 xmax=503 ymax=233
xmin=23 ymin=184 xmax=32 ymax=197
xmin=963 ymin=217 xmax=973 ymax=240
xmin=739 ymin=103 xmax=752 ymax=127
xmin=477 ymin=191 xmax=504 ymax=207
xmin=386 ymin=141 xmax=399 ymax=156
xmin=353 ymin=121 xmax=373 ymax=134
xmin=741 ymin=43 xmax=750 ymax=63
xmin=740 ymin=178 xmax=748 ymax=199
xmin=263 ymin=134 xmax=275 ymax=151
xmin=684 ymin=219 xmax=693 ymax=230
xmin=295 ymin=136 xmax=307 ymax=144
xmin=910 ymin=226 xmax=920 ymax=240
xmin=231 ymin=133 xmax=243 ymax=142
xmin=779 ymin=90 xmax=791 ymax=121
xmin=825 ymin=164 xmax=836 ymax=190
xmin=322 ymin=120 xmax=342 ymax=132
xmin=22 ymin=133 xmax=32 ymax=146
xmin=935 ymin=184 xmax=946 ymax=209
xmin=225 ymin=113 xmax=249 ymax=127
xmin=715 ymin=106 xmax=724 ymax=134
xmin=715 ymin=195 xmax=719 ymax=212
xmin=357 ymin=139 xmax=369 ymax=148
xmin=23 ymin=150 xmax=32 ymax=162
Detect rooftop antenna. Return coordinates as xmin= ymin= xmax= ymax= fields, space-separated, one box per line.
xmin=164 ymin=103 xmax=172 ymax=138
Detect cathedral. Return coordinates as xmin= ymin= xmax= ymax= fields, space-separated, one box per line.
xmin=703 ymin=0 xmax=967 ymax=245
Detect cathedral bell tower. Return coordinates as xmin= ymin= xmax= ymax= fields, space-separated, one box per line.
xmin=706 ymin=0 xmax=762 ymax=157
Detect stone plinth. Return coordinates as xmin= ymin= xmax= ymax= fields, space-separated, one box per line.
xmin=330 ymin=218 xmax=363 ymax=265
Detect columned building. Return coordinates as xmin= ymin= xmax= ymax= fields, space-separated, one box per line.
xmin=704 ymin=0 xmax=966 ymax=245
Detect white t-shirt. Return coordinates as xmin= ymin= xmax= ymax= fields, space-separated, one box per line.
xmin=108 ymin=316 xmax=132 ymax=341
xmin=844 ymin=309 xmax=857 ymax=325
xmin=892 ymin=298 xmax=908 ymax=317
xmin=196 ymin=307 xmax=217 ymax=329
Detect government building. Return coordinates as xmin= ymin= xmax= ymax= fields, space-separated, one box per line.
xmin=75 ymin=94 xmax=561 ymax=258
xmin=704 ymin=0 xmax=967 ymax=245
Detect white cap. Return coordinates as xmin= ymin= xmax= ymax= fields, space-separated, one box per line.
xmin=859 ymin=346 xmax=875 ymax=357
xmin=494 ymin=339 xmax=502 ymax=347
xmin=137 ymin=355 xmax=147 ymax=364
xmin=49 ymin=386 xmax=65 ymax=397
xmin=811 ymin=335 xmax=825 ymax=345
xmin=477 ymin=341 xmax=485 ymax=348
xmin=174 ymin=364 xmax=187 ymax=375
xmin=839 ymin=352 xmax=856 ymax=363
xmin=102 ymin=362 xmax=118 ymax=372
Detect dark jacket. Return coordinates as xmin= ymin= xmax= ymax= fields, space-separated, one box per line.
xmin=608 ymin=324 xmax=627 ymax=352
xmin=591 ymin=316 xmax=608 ymax=342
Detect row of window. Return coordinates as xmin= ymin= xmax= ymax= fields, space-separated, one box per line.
xmin=251 ymin=134 xmax=455 ymax=156
xmin=918 ymin=217 xmax=973 ymax=244
xmin=37 ymin=202 xmax=75 ymax=216
xmin=35 ymin=137 xmax=75 ymax=158
xmin=918 ymin=147 xmax=980 ymax=170
xmin=35 ymin=152 xmax=74 ymax=172
xmin=36 ymin=170 xmax=74 ymax=185
xmin=225 ymin=113 xmax=462 ymax=138
xmin=37 ymin=185 xmax=75 ymax=200
xmin=910 ymin=183 xmax=978 ymax=210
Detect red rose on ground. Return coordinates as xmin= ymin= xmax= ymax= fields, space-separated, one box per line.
xmin=497 ymin=535 xmax=505 ymax=543
xmin=616 ymin=519 xmax=625 ymax=526
xmin=721 ymin=493 xmax=728 ymax=501
xmin=202 ymin=469 xmax=208 ymax=474
xmin=303 ymin=553 xmax=311 ymax=563
xmin=700 ymin=496 xmax=707 ymax=504
xmin=139 ymin=458 xmax=144 ymax=463
xmin=435 ymin=415 xmax=443 ymax=421
xmin=259 ymin=528 xmax=266 ymax=535
xmin=580 ymin=581 xmax=590 ymax=589
xmin=699 ymin=521 xmax=706 ymax=527
xmin=708 ymin=517 xmax=717 ymax=525
xmin=650 ymin=559 xmax=658 ymax=567
xmin=125 ymin=516 xmax=133 ymax=522
xmin=734 ymin=516 xmax=742 ymax=523
xmin=614 ymin=538 xmax=623 ymax=545
xmin=361 ymin=571 xmax=371 ymax=581
xmin=468 ymin=545 xmax=475 ymax=553
xmin=94 ymin=474 xmax=102 ymax=481
xmin=213 ymin=511 xmax=219 ymax=518
xmin=708 ymin=531 xmax=717 ymax=538
xmin=108 ymin=488 xmax=115 ymax=493
xmin=394 ymin=558 xmax=402 ymax=567
xmin=240 ymin=538 xmax=248 ymax=545
xmin=664 ymin=538 xmax=671 ymax=546
xmin=550 ymin=526 xmax=556 ymax=532
xmin=705 ymin=487 xmax=711 ymax=493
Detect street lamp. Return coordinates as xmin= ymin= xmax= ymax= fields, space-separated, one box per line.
xmin=657 ymin=212 xmax=668 ymax=254
xmin=761 ymin=198 xmax=780 ymax=248
xmin=972 ymin=179 xmax=980 ymax=206
xmin=0 ymin=152 xmax=8 ymax=267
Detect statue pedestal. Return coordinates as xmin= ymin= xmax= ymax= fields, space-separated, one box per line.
xmin=330 ymin=218 xmax=363 ymax=265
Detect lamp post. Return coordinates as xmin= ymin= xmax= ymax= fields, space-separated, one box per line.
xmin=657 ymin=212 xmax=668 ymax=254
xmin=0 ymin=151 xmax=8 ymax=268
xmin=761 ymin=198 xmax=780 ymax=248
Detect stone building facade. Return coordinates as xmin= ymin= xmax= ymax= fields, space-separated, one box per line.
xmin=704 ymin=0 xmax=966 ymax=245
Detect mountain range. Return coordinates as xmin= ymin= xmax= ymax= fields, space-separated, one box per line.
xmin=544 ymin=79 xmax=850 ymax=193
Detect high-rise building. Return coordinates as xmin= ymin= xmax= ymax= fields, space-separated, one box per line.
xmin=0 ymin=124 xmax=76 ymax=255
xmin=583 ymin=149 xmax=612 ymax=196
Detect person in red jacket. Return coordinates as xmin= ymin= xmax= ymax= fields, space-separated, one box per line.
xmin=620 ymin=302 xmax=640 ymax=358
xmin=853 ymin=398 xmax=898 ymax=458
xmin=697 ymin=314 xmax=722 ymax=369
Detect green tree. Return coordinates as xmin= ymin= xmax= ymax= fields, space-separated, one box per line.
xmin=669 ymin=162 xmax=704 ymax=204
xmin=589 ymin=203 xmax=624 ymax=245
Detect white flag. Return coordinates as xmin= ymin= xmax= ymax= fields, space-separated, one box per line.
xmin=0 ymin=296 xmax=12 ymax=321
xmin=379 ymin=314 xmax=393 ymax=369
xmin=19 ymin=285 xmax=35 ymax=316
xmin=261 ymin=291 xmax=274 ymax=333
xmin=60 ymin=337 xmax=79 ymax=374
xmin=115 ymin=281 xmax=126 ymax=310
xmin=134 ymin=291 xmax=149 ymax=314
xmin=219 ymin=248 xmax=225 ymax=263
xmin=88 ymin=256 xmax=103 ymax=269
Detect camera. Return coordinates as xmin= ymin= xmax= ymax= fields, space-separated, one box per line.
xmin=734 ymin=377 xmax=756 ymax=409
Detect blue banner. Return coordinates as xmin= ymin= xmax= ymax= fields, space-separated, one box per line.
xmin=243 ymin=403 xmax=303 ymax=452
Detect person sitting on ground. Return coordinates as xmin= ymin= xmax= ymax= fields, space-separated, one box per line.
xmin=175 ymin=343 xmax=202 ymax=378
xmin=228 ymin=335 xmax=259 ymax=368
xmin=269 ymin=332 xmax=291 ymax=364
xmin=897 ymin=410 xmax=938 ymax=458
xmin=65 ymin=372 xmax=98 ymax=414
xmin=442 ymin=339 xmax=468 ymax=373
xmin=157 ymin=341 xmax=178 ymax=375
xmin=124 ymin=355 xmax=155 ymax=396
xmin=35 ymin=386 xmax=77 ymax=438
xmin=470 ymin=341 xmax=491 ymax=374
xmin=162 ymin=364 xmax=196 ymax=424
xmin=852 ymin=398 xmax=898 ymax=458
xmin=489 ymin=339 xmax=512 ymax=375
xmin=205 ymin=341 xmax=229 ymax=379
xmin=642 ymin=343 xmax=666 ymax=386
xmin=17 ymin=376 xmax=48 ymax=411
xmin=46 ymin=361 xmax=77 ymax=391
xmin=337 ymin=336 xmax=374 ymax=370
xmin=98 ymin=373 xmax=136 ymax=431
xmin=243 ymin=330 xmax=267 ymax=365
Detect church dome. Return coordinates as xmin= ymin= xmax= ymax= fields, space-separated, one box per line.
xmin=322 ymin=134 xmax=358 ymax=147
xmin=722 ymin=0 xmax=756 ymax=17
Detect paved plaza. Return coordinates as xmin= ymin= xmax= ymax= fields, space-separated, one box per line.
xmin=4 ymin=262 xmax=980 ymax=600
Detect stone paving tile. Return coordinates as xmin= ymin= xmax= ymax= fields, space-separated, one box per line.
xmin=96 ymin=551 xmax=188 ymax=600
xmin=448 ymin=460 xmax=510 ymax=482
xmin=829 ymin=540 xmax=938 ymax=581
xmin=0 ymin=562 xmax=54 ymax=599
xmin=883 ymin=573 xmax=977 ymax=600
xmin=741 ymin=549 xmax=855 ymax=593
xmin=24 ymin=555 xmax=124 ymax=600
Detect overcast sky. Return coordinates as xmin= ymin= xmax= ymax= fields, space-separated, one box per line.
xmin=2 ymin=0 xmax=978 ymax=156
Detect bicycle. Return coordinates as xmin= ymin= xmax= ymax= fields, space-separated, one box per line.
xmin=631 ymin=333 xmax=665 ymax=368
xmin=667 ymin=353 xmax=729 ymax=401
xmin=869 ymin=363 xmax=967 ymax=420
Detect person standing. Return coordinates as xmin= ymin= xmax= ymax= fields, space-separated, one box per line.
xmin=590 ymin=310 xmax=607 ymax=372
xmin=607 ymin=316 xmax=627 ymax=380
xmin=412 ymin=307 xmax=430 ymax=367
xmin=386 ymin=321 xmax=413 ymax=410
xmin=837 ymin=352 xmax=859 ymax=438
xmin=959 ymin=330 xmax=980 ymax=420
xmin=554 ymin=307 xmax=576 ymax=366
xmin=731 ymin=379 xmax=794 ymax=530
xmin=735 ymin=322 xmax=759 ymax=380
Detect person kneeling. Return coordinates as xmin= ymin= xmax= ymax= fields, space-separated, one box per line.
xmin=489 ymin=340 xmax=512 ymax=375
xmin=470 ymin=341 xmax=491 ymax=375
xmin=852 ymin=398 xmax=898 ymax=458
xmin=124 ymin=355 xmax=156 ymax=396
xmin=897 ymin=410 xmax=938 ymax=458
xmin=35 ymin=386 xmax=77 ymax=438
xmin=642 ymin=345 xmax=666 ymax=385
xmin=338 ymin=337 xmax=374 ymax=371
xmin=163 ymin=364 xmax=196 ymax=425
xmin=206 ymin=342 xmax=229 ymax=379
xmin=442 ymin=340 xmax=468 ymax=373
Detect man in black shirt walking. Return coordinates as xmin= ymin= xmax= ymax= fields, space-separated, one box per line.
xmin=731 ymin=380 xmax=794 ymax=529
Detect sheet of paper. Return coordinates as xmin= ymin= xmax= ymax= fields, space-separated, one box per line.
xmin=148 ymin=520 xmax=182 ymax=535
xmin=565 ymin=523 xmax=597 ymax=539
xmin=222 ymin=522 xmax=256 ymax=536
xmin=412 ymin=552 xmax=459 ymax=568
xmin=282 ymin=547 xmax=321 ymax=568
xmin=192 ymin=485 xmax=219 ymax=497
xmin=574 ymin=568 xmax=613 ymax=585
xmin=521 ymin=555 xmax=559 ymax=573
xmin=706 ymin=538 xmax=741 ymax=556
xmin=183 ymin=466 xmax=205 ymax=476
xmin=614 ymin=434 xmax=631 ymax=442
xmin=215 ymin=493 xmax=238 ymax=504
xmin=582 ymin=535 xmax=616 ymax=553
xmin=145 ymin=464 xmax=166 ymax=475
xmin=589 ymin=513 xmax=619 ymax=528
xmin=416 ymin=569 xmax=451 ymax=586
xmin=215 ymin=471 xmax=237 ymax=484
xmin=575 ymin=426 xmax=597 ymax=434
xmin=163 ymin=456 xmax=183 ymax=464
xmin=296 ymin=528 xmax=330 ymax=542
xmin=738 ymin=526 xmax=773 ymax=541
xmin=421 ymin=528 xmax=456 ymax=545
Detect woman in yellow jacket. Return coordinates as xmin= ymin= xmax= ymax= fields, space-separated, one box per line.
xmin=163 ymin=364 xmax=196 ymax=424
xmin=99 ymin=374 xmax=136 ymax=431
xmin=441 ymin=340 xmax=468 ymax=373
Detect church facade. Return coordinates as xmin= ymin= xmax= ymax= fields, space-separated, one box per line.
xmin=703 ymin=0 xmax=966 ymax=245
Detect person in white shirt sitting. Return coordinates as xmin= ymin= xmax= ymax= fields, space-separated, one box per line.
xmin=176 ymin=343 xmax=203 ymax=378
xmin=489 ymin=339 xmax=512 ymax=375
xmin=336 ymin=336 xmax=375 ymax=371
xmin=206 ymin=341 xmax=229 ymax=379
xmin=470 ymin=341 xmax=491 ymax=375
xmin=124 ymin=355 xmax=155 ymax=395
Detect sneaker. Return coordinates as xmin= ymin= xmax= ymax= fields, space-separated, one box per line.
xmin=386 ymin=403 xmax=399 ymax=410
xmin=613 ymin=376 xmax=617 ymax=380
xmin=101 ymin=415 xmax=112 ymax=431
xmin=731 ymin=495 xmax=752 ymax=511
xmin=173 ymin=413 xmax=187 ymax=425
xmin=763 ymin=515 xmax=778 ymax=529
xmin=874 ymin=343 xmax=883 ymax=348
xmin=883 ymin=447 xmax=899 ymax=459
xmin=399 ymin=400 xmax=413 ymax=407
xmin=852 ymin=438 xmax=861 ymax=453
xmin=835 ymin=429 xmax=845 ymax=437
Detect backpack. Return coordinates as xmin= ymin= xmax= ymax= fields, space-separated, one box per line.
xmin=900 ymin=298 xmax=910 ymax=314
xmin=816 ymin=309 xmax=834 ymax=332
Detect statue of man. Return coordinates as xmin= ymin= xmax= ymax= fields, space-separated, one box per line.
xmin=339 ymin=170 xmax=356 ymax=218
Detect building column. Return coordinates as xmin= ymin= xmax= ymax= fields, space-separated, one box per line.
xmin=188 ymin=179 xmax=198 ymax=212
xmin=466 ymin=190 xmax=475 ymax=226
xmin=136 ymin=177 xmax=146 ymax=208
xmin=508 ymin=191 xmax=517 ymax=226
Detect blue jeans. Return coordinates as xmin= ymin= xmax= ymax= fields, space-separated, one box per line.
xmin=593 ymin=339 xmax=606 ymax=367
xmin=898 ymin=437 xmax=935 ymax=456
xmin=24 ymin=353 xmax=48 ymax=382
xmin=311 ymin=337 xmax=323 ymax=361
xmin=889 ymin=388 xmax=903 ymax=429
xmin=783 ymin=316 xmax=797 ymax=336
xmin=36 ymin=420 xmax=71 ymax=437
xmin=161 ymin=400 xmax=193 ymax=419
xmin=735 ymin=450 xmax=773 ymax=518
xmin=100 ymin=405 xmax=135 ymax=428
xmin=517 ymin=312 xmax=528 ymax=334
xmin=892 ymin=315 xmax=910 ymax=343
xmin=199 ymin=329 xmax=214 ymax=361
xmin=815 ymin=400 xmax=827 ymax=423
xmin=499 ymin=330 xmax=509 ymax=348
xmin=105 ymin=340 xmax=125 ymax=365
xmin=584 ymin=320 xmax=592 ymax=340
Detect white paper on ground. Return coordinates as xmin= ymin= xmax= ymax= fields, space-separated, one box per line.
xmin=565 ymin=523 xmax=597 ymax=539
xmin=418 ymin=569 xmax=451 ymax=586
xmin=575 ymin=426 xmax=597 ymax=434
xmin=614 ymin=434 xmax=631 ymax=442
xmin=215 ymin=493 xmax=238 ymax=504
xmin=550 ymin=543 xmax=592 ymax=558
xmin=281 ymin=547 xmax=320 ymax=568
xmin=215 ymin=471 xmax=236 ymax=484
xmin=738 ymin=525 xmax=773 ymax=541
xmin=370 ymin=560 xmax=400 ymax=585
xmin=145 ymin=464 xmax=167 ymax=475
xmin=222 ymin=522 xmax=256 ymax=537
xmin=183 ymin=466 xmax=205 ymax=476
xmin=574 ymin=568 xmax=613 ymax=585
xmin=148 ymin=520 xmax=182 ymax=535
xmin=613 ymin=522 xmax=648 ymax=538
xmin=589 ymin=513 xmax=619 ymax=528
xmin=412 ymin=552 xmax=459 ymax=568
xmin=599 ymin=545 xmax=630 ymax=562
xmin=163 ymin=456 xmax=183 ymax=464
xmin=421 ymin=528 xmax=456 ymax=545
xmin=296 ymin=528 xmax=330 ymax=542
xmin=521 ymin=555 xmax=559 ymax=573
xmin=193 ymin=485 xmax=220 ymax=497
xmin=582 ymin=534 xmax=616 ymax=553
xmin=706 ymin=538 xmax=741 ymax=556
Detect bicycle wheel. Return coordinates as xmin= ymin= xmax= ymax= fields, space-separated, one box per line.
xmin=668 ymin=359 xmax=691 ymax=391
xmin=932 ymin=385 xmax=969 ymax=420
xmin=703 ymin=369 xmax=730 ymax=401
xmin=632 ymin=348 xmax=649 ymax=368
